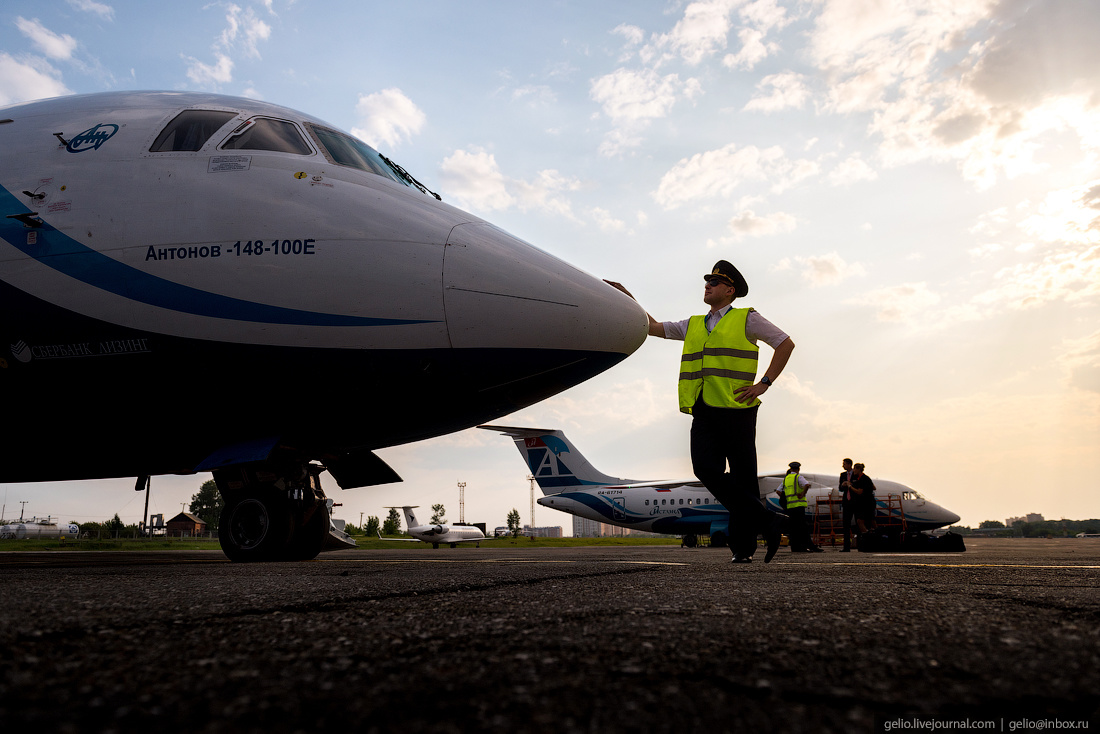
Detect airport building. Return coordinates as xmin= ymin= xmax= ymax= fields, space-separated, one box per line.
xmin=1006 ymin=513 xmax=1045 ymax=526
xmin=572 ymin=517 xmax=663 ymax=538
xmin=523 ymin=525 xmax=563 ymax=538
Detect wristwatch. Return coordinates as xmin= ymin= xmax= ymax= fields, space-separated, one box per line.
xmin=760 ymin=376 xmax=772 ymax=386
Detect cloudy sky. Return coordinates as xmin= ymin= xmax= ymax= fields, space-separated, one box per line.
xmin=2 ymin=0 xmax=1098 ymax=533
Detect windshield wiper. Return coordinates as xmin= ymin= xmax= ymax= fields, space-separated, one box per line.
xmin=379 ymin=154 xmax=441 ymax=201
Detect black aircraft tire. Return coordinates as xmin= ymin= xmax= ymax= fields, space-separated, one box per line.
xmin=281 ymin=500 xmax=330 ymax=561
xmin=219 ymin=494 xmax=291 ymax=562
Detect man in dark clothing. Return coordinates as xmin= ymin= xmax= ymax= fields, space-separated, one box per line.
xmin=839 ymin=457 xmax=855 ymax=551
xmin=850 ymin=462 xmax=877 ymax=539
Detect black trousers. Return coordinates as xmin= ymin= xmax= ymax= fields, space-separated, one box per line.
xmin=690 ymin=402 xmax=770 ymax=557
xmin=786 ymin=505 xmax=813 ymax=550
xmin=842 ymin=503 xmax=855 ymax=549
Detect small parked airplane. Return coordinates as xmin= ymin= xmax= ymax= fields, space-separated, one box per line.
xmin=379 ymin=506 xmax=485 ymax=548
xmin=1 ymin=91 xmax=646 ymax=562
xmin=480 ymin=425 xmax=961 ymax=548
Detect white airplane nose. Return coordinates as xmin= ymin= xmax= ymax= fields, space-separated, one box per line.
xmin=443 ymin=221 xmax=647 ymax=363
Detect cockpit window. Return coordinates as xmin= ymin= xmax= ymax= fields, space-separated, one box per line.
xmin=150 ymin=110 xmax=237 ymax=152
xmin=220 ymin=117 xmax=312 ymax=155
xmin=306 ymin=124 xmax=405 ymax=183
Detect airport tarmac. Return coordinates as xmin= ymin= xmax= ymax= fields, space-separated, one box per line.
xmin=0 ymin=538 xmax=1097 ymax=733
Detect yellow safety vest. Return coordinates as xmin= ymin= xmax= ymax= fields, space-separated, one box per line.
xmin=783 ymin=473 xmax=807 ymax=509
xmin=678 ymin=307 xmax=760 ymax=414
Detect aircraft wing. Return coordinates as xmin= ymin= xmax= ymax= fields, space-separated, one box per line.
xmin=377 ymin=531 xmax=420 ymax=543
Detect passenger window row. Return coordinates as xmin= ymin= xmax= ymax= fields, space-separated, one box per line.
xmin=644 ymin=497 xmax=712 ymax=506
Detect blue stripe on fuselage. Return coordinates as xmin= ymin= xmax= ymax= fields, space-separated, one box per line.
xmin=0 ymin=186 xmax=437 ymax=327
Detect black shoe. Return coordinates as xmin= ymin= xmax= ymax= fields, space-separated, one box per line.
xmin=764 ymin=514 xmax=787 ymax=563
xmin=730 ymin=555 xmax=752 ymax=564
xmin=840 ymin=547 xmax=850 ymax=552
xmin=791 ymin=548 xmax=809 ymax=553
xmin=809 ymin=546 xmax=825 ymax=553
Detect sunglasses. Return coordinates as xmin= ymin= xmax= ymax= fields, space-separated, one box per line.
xmin=705 ymin=278 xmax=731 ymax=287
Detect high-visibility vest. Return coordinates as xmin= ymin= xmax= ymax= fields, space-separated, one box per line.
xmin=783 ymin=473 xmax=807 ymax=509
xmin=678 ymin=307 xmax=760 ymax=414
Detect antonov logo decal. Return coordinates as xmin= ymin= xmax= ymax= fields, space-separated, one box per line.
xmin=67 ymin=123 xmax=119 ymax=153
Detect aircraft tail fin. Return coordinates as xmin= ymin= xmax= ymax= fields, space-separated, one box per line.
xmin=385 ymin=505 xmax=420 ymax=530
xmin=478 ymin=425 xmax=633 ymax=494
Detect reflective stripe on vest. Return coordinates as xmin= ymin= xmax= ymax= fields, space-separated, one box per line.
xmin=783 ymin=473 xmax=807 ymax=509
xmin=678 ymin=307 xmax=760 ymax=414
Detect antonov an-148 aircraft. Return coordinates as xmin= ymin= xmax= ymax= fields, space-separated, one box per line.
xmin=482 ymin=426 xmax=960 ymax=547
xmin=379 ymin=506 xmax=486 ymax=548
xmin=0 ymin=92 xmax=647 ymax=562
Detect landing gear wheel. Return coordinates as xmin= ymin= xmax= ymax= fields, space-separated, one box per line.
xmin=219 ymin=494 xmax=291 ymax=562
xmin=709 ymin=531 xmax=728 ymax=548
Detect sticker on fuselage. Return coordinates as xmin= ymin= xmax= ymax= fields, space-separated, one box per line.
xmin=208 ymin=155 xmax=251 ymax=173
xmin=8 ymin=338 xmax=151 ymax=364
xmin=66 ymin=124 xmax=119 ymax=153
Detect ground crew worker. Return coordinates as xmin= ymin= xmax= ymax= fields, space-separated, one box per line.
xmin=783 ymin=462 xmax=823 ymax=552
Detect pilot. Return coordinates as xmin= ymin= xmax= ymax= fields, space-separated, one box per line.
xmin=782 ymin=462 xmax=823 ymax=553
xmin=606 ymin=260 xmax=795 ymax=564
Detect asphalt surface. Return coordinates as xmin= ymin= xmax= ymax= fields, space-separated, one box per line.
xmin=1 ymin=538 xmax=1097 ymax=734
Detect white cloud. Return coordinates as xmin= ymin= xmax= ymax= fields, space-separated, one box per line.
xmin=1060 ymin=330 xmax=1100 ymax=394
xmin=612 ymin=23 xmax=645 ymax=47
xmin=743 ymin=71 xmax=809 ymax=112
xmin=641 ymin=0 xmax=741 ymax=67
xmin=591 ymin=207 xmax=627 ymax=233
xmin=1017 ymin=179 xmax=1100 ymax=247
xmin=827 ymin=154 xmax=878 ymax=186
xmin=350 ymin=88 xmax=426 ymax=150
xmin=590 ymin=67 xmax=685 ymax=125
xmin=722 ymin=0 xmax=791 ymax=70
xmin=184 ymin=2 xmax=272 ymax=87
xmin=846 ymin=281 xmax=942 ymax=323
xmin=219 ymin=4 xmax=272 ymax=60
xmin=590 ymin=67 xmax=698 ymax=156
xmin=722 ymin=27 xmax=774 ymax=70
xmin=727 ymin=209 xmax=796 ymax=240
xmin=653 ymin=143 xmax=819 ymax=208
xmin=15 ymin=17 xmax=78 ymax=61
xmin=0 ymin=52 xmax=70 ymax=105
xmin=66 ymin=0 xmax=114 ymax=20
xmin=184 ymin=53 xmax=233 ymax=86
xmin=438 ymin=148 xmax=580 ymax=220
xmin=804 ymin=0 xmax=1100 ymax=190
xmin=793 ymin=252 xmax=867 ymax=286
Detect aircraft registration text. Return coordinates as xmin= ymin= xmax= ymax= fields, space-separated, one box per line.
xmin=145 ymin=240 xmax=316 ymax=261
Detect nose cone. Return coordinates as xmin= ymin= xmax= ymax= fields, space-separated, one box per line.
xmin=444 ymin=222 xmax=648 ymax=356
xmin=937 ymin=505 xmax=961 ymax=526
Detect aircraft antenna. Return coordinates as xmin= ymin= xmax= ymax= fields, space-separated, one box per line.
xmin=457 ymin=481 xmax=466 ymax=523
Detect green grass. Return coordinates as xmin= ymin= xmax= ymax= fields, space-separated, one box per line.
xmin=0 ymin=535 xmax=682 ymax=552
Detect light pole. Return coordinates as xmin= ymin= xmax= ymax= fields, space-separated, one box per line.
xmin=527 ymin=474 xmax=536 ymax=534
xmin=457 ymin=481 xmax=466 ymax=523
